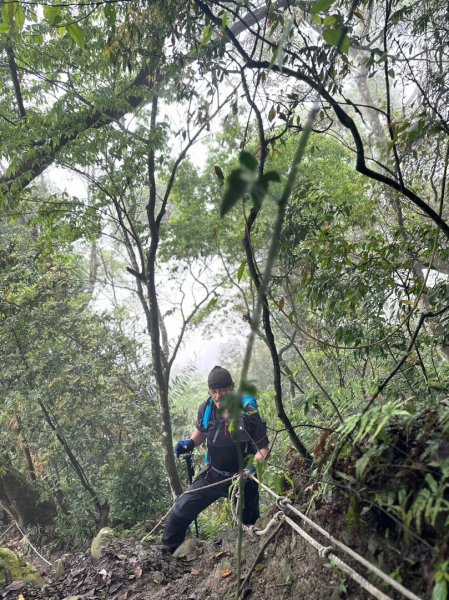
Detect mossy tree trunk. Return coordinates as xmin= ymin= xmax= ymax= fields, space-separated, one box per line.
xmin=0 ymin=456 xmax=56 ymax=529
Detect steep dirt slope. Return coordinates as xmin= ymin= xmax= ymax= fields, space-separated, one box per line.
xmin=1 ymin=514 xmax=424 ymax=600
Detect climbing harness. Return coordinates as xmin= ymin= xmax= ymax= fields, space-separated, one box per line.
xmin=209 ymin=465 xmax=238 ymax=477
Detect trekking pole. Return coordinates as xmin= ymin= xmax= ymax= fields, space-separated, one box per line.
xmin=183 ymin=452 xmax=199 ymax=538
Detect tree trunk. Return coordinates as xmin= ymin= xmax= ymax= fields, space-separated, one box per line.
xmin=0 ymin=456 xmax=56 ymax=529
xmin=145 ymin=95 xmax=183 ymax=498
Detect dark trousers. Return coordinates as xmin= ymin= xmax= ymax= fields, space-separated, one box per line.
xmin=162 ymin=468 xmax=260 ymax=553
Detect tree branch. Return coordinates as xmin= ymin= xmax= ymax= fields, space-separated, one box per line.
xmin=6 ymin=42 xmax=26 ymax=119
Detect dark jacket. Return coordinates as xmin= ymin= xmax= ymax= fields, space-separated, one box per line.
xmin=195 ymin=400 xmax=269 ymax=473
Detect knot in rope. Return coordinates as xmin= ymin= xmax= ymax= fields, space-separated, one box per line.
xmin=243 ymin=524 xmax=258 ymax=538
xmin=319 ymin=545 xmax=334 ymax=559
xmin=276 ymin=496 xmax=292 ymax=512
xmin=243 ymin=468 xmax=252 ymax=480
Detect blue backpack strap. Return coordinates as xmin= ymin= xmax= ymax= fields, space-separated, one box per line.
xmin=202 ymin=397 xmax=213 ymax=465
xmin=202 ymin=397 xmax=214 ymax=431
xmin=203 ymin=395 xmax=257 ymax=427
xmin=242 ymin=394 xmax=258 ymax=412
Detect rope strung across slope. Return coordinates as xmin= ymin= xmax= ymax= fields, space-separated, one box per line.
xmin=249 ymin=473 xmax=422 ymax=600
xmin=13 ymin=521 xmax=53 ymax=566
xmin=281 ymin=512 xmax=392 ymax=600
xmin=139 ymin=468 xmax=422 ymax=600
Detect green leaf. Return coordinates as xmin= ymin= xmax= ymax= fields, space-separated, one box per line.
xmin=251 ymin=178 xmax=268 ymax=211
xmin=323 ymin=26 xmax=350 ymax=54
xmin=432 ymin=580 xmax=447 ymax=600
xmin=237 ymin=260 xmax=246 ymax=283
xmin=221 ymin=169 xmax=247 ymax=217
xmin=67 ymin=23 xmax=85 ymax=48
xmin=206 ymin=296 xmax=218 ymax=310
xmin=43 ymin=5 xmax=61 ymax=26
xmin=214 ymin=165 xmax=224 ymax=181
xmin=311 ymin=0 xmax=337 ymax=16
xmin=239 ymin=151 xmax=258 ymax=172
xmin=201 ymin=24 xmax=212 ymax=46
xmin=15 ymin=4 xmax=26 ymax=31
xmin=340 ymin=35 xmax=350 ymax=54
xmin=1 ymin=3 xmax=10 ymax=25
xmin=0 ymin=21 xmax=10 ymax=33
xmin=262 ymin=170 xmax=281 ymax=182
xmin=324 ymin=15 xmax=337 ymax=25
xmin=221 ymin=12 xmax=229 ymax=29
xmin=104 ymin=3 xmax=116 ymax=29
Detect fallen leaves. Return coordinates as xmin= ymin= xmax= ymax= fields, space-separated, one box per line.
xmin=134 ymin=565 xmax=142 ymax=580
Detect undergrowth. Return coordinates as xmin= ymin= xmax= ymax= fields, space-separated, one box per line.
xmin=279 ymin=389 xmax=449 ymax=600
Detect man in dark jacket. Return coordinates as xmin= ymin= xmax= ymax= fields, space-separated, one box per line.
xmin=162 ymin=366 xmax=270 ymax=553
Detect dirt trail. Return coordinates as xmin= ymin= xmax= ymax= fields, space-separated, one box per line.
xmin=1 ymin=523 xmax=374 ymax=600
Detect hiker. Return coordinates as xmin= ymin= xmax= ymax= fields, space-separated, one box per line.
xmin=162 ymin=366 xmax=270 ymax=553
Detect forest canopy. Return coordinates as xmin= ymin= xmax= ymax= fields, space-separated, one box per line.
xmin=1 ymin=0 xmax=448 ymax=597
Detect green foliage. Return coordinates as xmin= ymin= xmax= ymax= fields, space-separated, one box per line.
xmin=100 ymin=439 xmax=169 ymax=527
xmin=221 ymin=151 xmax=281 ymax=216
xmin=346 ymin=496 xmax=361 ymax=534
xmin=0 ymin=0 xmax=448 ymax=586
xmin=197 ymin=499 xmax=232 ymax=540
xmin=338 ymin=399 xmax=410 ymax=446
xmin=433 ymin=562 xmax=449 ymax=600
xmin=0 ymin=219 xmax=170 ymax=543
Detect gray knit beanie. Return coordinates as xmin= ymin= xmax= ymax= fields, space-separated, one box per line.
xmin=207 ymin=366 xmax=233 ymax=389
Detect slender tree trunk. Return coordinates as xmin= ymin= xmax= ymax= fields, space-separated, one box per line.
xmin=145 ymin=96 xmax=182 ymax=498
xmin=38 ymin=399 xmax=110 ymax=529
xmin=13 ymin=414 xmax=36 ymax=482
xmin=239 ymin=72 xmax=311 ymax=460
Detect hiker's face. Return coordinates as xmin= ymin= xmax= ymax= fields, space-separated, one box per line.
xmin=209 ymin=386 xmax=234 ymax=408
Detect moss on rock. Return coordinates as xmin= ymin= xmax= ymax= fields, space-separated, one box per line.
xmin=0 ymin=547 xmax=43 ymax=586
xmin=90 ymin=527 xmax=115 ymax=559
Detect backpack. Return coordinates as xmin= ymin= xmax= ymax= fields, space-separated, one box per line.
xmin=201 ymin=395 xmax=259 ymax=466
xmin=201 ymin=394 xmax=259 ymax=431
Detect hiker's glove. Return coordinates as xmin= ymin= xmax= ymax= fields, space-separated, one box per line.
xmin=175 ymin=439 xmax=195 ymax=457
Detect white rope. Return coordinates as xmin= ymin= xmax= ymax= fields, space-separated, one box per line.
xmin=230 ymin=478 xmax=241 ymax=525
xmin=282 ymin=513 xmax=392 ymax=600
xmin=249 ymin=474 xmax=422 ymax=600
xmin=247 ymin=512 xmax=284 ymax=537
xmin=0 ymin=522 xmax=16 ymax=543
xmin=14 ymin=521 xmax=52 ymax=566
xmin=140 ymin=506 xmax=177 ymax=542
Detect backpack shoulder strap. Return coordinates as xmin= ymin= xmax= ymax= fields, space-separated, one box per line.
xmin=202 ymin=397 xmax=214 ymax=431
xmin=242 ymin=394 xmax=258 ymax=412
